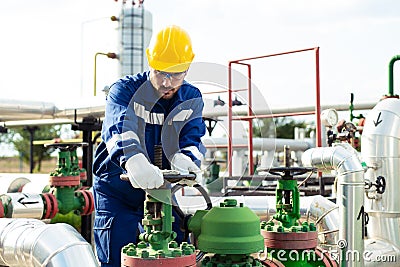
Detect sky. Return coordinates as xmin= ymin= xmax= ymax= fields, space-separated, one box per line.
xmin=1 ymin=0 xmax=400 ymax=110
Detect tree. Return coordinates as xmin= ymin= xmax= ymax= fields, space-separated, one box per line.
xmin=253 ymin=117 xmax=312 ymax=139
xmin=1 ymin=125 xmax=62 ymax=172
xmin=253 ymin=118 xmax=276 ymax=138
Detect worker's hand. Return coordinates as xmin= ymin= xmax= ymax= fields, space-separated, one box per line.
xmin=171 ymin=153 xmax=202 ymax=185
xmin=125 ymin=153 xmax=164 ymax=189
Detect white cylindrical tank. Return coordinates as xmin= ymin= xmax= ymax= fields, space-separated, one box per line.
xmin=118 ymin=6 xmax=152 ymax=77
xmin=362 ymin=98 xmax=400 ymax=247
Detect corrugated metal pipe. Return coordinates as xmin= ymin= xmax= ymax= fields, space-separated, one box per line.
xmin=0 ymin=218 xmax=98 ymax=267
xmin=302 ymin=144 xmax=365 ymax=267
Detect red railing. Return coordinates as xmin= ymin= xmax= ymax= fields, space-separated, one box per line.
xmin=227 ymin=47 xmax=322 ymax=176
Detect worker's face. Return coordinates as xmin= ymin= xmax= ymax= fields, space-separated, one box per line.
xmin=150 ymin=68 xmax=187 ymax=99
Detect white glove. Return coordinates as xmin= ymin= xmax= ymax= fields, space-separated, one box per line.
xmin=171 ymin=153 xmax=202 ymax=184
xmin=125 ymin=153 xmax=164 ymax=189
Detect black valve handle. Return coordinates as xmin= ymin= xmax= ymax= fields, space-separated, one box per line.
xmin=163 ymin=173 xmax=196 ymax=183
xmin=120 ymin=172 xmax=196 ymax=183
xmin=375 ymin=176 xmax=386 ymax=194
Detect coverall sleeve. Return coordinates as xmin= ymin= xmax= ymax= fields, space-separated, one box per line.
xmin=101 ymin=82 xmax=146 ymax=171
xmin=162 ymin=94 xmax=206 ymax=167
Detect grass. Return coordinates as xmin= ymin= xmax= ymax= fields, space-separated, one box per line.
xmin=0 ymin=157 xmax=58 ymax=173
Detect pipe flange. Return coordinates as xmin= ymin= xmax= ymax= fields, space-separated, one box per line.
xmin=121 ymin=253 xmax=196 ymax=267
xmin=41 ymin=193 xmax=59 ymax=219
xmin=259 ymin=259 xmax=285 ymax=267
xmin=261 ymin=231 xmax=318 ymax=250
xmin=79 ymin=171 xmax=87 ymax=182
xmin=77 ymin=190 xmax=94 ymax=215
xmin=315 ymin=246 xmax=338 ymax=267
xmin=0 ymin=199 xmax=4 ymax=218
xmin=49 ymin=175 xmax=80 ymax=187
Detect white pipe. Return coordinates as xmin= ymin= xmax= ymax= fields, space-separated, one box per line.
xmin=0 ymin=218 xmax=98 ymax=267
xmin=201 ymin=99 xmax=376 ymax=118
xmin=306 ymin=195 xmax=339 ymax=248
xmin=202 ymin=137 xmax=313 ymax=152
xmin=0 ymin=98 xmax=375 ymax=126
xmin=302 ymin=144 xmax=365 ymax=267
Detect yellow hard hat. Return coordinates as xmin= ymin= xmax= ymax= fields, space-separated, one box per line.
xmin=146 ymin=25 xmax=195 ymax=72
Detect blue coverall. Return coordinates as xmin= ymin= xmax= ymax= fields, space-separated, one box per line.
xmin=92 ymin=71 xmax=206 ymax=267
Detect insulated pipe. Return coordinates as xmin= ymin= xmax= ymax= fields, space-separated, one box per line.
xmin=0 ymin=218 xmax=98 ymax=267
xmin=388 ymin=55 xmax=400 ymax=97
xmin=306 ymin=195 xmax=339 ymax=248
xmin=302 ymin=144 xmax=365 ymax=267
xmin=1 ymin=193 xmax=45 ymax=219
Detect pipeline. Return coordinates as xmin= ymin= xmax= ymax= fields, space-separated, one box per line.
xmin=302 ymin=144 xmax=365 ymax=267
xmin=0 ymin=218 xmax=98 ymax=267
xmin=388 ymin=55 xmax=400 ymax=97
xmin=306 ymin=195 xmax=339 ymax=248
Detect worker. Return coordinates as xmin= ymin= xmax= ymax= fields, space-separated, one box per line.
xmin=92 ymin=25 xmax=206 ymax=267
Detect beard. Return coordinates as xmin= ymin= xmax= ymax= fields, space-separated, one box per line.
xmin=157 ymin=86 xmax=179 ymax=99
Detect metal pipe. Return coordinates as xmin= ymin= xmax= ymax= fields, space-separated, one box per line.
xmin=0 ymin=218 xmax=98 ymax=267
xmin=228 ymin=62 xmax=233 ymax=176
xmin=247 ymin=64 xmax=254 ymax=175
xmin=314 ymin=47 xmax=322 ymax=149
xmin=302 ymin=144 xmax=365 ymax=267
xmin=94 ymin=52 xmax=118 ymax=96
xmin=201 ymin=101 xmax=376 ymax=118
xmin=2 ymin=193 xmax=45 ymax=219
xmin=306 ymin=195 xmax=339 ymax=248
xmin=0 ymin=175 xmax=31 ymax=194
xmin=1 ymin=98 xmax=376 ymax=126
xmin=201 ymin=137 xmax=313 ymax=152
xmin=388 ymin=55 xmax=400 ymax=97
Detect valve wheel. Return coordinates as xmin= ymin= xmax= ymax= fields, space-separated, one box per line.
xmin=42 ymin=193 xmax=59 ymax=219
xmin=375 ymin=176 xmax=386 ymax=194
xmin=267 ymin=167 xmax=316 ymax=179
xmin=44 ymin=142 xmax=88 ymax=150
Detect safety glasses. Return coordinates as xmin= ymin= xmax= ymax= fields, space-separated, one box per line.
xmin=154 ymin=70 xmax=187 ymax=81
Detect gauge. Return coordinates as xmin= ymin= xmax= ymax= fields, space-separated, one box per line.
xmin=321 ymin=109 xmax=339 ymax=127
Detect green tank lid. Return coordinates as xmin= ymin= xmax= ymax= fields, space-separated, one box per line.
xmin=197 ymin=199 xmax=264 ymax=254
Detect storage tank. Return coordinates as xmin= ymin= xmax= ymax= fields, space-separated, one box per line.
xmin=118 ymin=5 xmax=152 ymax=77
xmin=362 ymin=98 xmax=400 ymax=247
